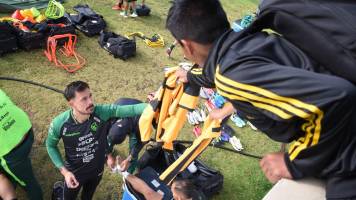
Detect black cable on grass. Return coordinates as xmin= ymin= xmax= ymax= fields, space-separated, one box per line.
xmin=175 ymin=140 xmax=262 ymax=160
xmin=0 ymin=76 xmax=64 ymax=94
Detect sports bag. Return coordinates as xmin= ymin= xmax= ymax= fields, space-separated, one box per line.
xmin=46 ymin=17 xmax=76 ymax=37
xmin=0 ymin=22 xmax=18 ymax=55
xmin=98 ymin=31 xmax=136 ymax=60
xmin=136 ymin=5 xmax=151 ymax=16
xmin=14 ymin=28 xmax=45 ymax=50
xmin=68 ymin=4 xmax=106 ymax=37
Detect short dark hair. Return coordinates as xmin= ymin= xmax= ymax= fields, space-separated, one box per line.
xmin=64 ymin=81 xmax=89 ymax=101
xmin=173 ymin=179 xmax=205 ymax=200
xmin=166 ymin=0 xmax=230 ymax=45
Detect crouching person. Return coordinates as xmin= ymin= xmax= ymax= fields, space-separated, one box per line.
xmin=46 ymin=81 xmax=146 ymax=200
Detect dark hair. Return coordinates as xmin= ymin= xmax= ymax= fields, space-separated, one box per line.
xmin=166 ymin=0 xmax=230 ymax=45
xmin=173 ymin=179 xmax=206 ymax=200
xmin=64 ymin=81 xmax=89 ymax=101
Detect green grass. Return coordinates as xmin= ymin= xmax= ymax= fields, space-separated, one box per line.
xmin=0 ymin=0 xmax=280 ymax=199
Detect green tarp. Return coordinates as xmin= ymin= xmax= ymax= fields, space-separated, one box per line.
xmin=0 ymin=0 xmax=49 ymax=13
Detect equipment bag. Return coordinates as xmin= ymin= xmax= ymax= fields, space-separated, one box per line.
xmin=14 ymin=29 xmax=45 ymax=50
xmin=46 ymin=17 xmax=76 ymax=46
xmin=68 ymin=4 xmax=106 ymax=37
xmin=98 ymin=31 xmax=136 ymax=60
xmin=244 ymin=0 xmax=356 ymax=84
xmin=138 ymin=143 xmax=223 ymax=198
xmin=0 ymin=22 xmax=18 ymax=55
xmin=136 ymin=4 xmax=151 ymax=16
xmin=46 ymin=17 xmax=76 ymax=37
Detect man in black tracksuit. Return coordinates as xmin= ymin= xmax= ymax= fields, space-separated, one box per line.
xmin=167 ymin=0 xmax=356 ymax=199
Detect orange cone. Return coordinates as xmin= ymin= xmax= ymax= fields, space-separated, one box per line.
xmin=11 ymin=10 xmax=25 ymax=20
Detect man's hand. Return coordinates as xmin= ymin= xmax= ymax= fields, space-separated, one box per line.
xmin=260 ymin=152 xmax=292 ymax=183
xmin=119 ymin=155 xmax=132 ymax=172
xmin=107 ymin=153 xmax=115 ymax=169
xmin=60 ymin=167 xmax=79 ymax=188
xmin=209 ymin=108 xmax=226 ymax=120
xmin=175 ymin=68 xmax=188 ymax=83
xmin=210 ymin=102 xmax=235 ymax=120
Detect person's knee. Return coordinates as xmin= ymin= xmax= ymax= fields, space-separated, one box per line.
xmin=0 ymin=174 xmax=17 ymax=200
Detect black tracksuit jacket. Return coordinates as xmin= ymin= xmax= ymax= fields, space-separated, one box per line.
xmin=187 ymin=29 xmax=356 ymax=180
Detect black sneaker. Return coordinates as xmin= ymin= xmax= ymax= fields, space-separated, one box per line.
xmin=52 ymin=181 xmax=64 ymax=200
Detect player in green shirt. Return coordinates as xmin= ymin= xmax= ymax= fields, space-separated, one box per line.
xmin=0 ymin=89 xmax=43 ymax=200
xmin=46 ymin=81 xmax=147 ymax=200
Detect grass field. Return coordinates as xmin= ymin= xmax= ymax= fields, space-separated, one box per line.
xmin=0 ymin=0 xmax=281 ymax=199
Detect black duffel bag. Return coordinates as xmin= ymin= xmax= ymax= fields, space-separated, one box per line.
xmin=45 ymin=17 xmax=76 ymax=46
xmin=0 ymin=22 xmax=18 ymax=56
xmin=136 ymin=4 xmax=151 ymax=16
xmin=98 ymin=31 xmax=136 ymax=60
xmin=75 ymin=15 xmax=106 ymax=37
xmin=46 ymin=17 xmax=76 ymax=37
xmin=13 ymin=24 xmax=45 ymax=51
xmin=68 ymin=4 xmax=107 ymax=37
xmin=16 ymin=31 xmax=45 ymax=51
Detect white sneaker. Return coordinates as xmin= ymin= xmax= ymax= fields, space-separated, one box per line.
xmin=247 ymin=121 xmax=258 ymax=131
xmin=229 ymin=136 xmax=243 ymax=151
xmin=120 ymin=11 xmax=128 ymax=18
xmin=130 ymin=12 xmax=138 ymax=17
xmin=187 ymin=113 xmax=195 ymax=125
xmin=193 ymin=110 xmax=203 ymax=122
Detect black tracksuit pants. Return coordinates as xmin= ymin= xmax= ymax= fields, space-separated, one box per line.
xmin=63 ymin=173 xmax=102 ymax=200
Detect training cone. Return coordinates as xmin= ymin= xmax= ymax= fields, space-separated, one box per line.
xmin=11 ymin=10 xmax=25 ymax=20
xmin=22 ymin=16 xmax=36 ymax=23
xmin=31 ymin=7 xmax=41 ymax=18
xmin=35 ymin=14 xmax=47 ymax=23
xmin=20 ymin=9 xmax=34 ymax=19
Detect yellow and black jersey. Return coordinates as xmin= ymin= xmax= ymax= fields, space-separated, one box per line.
xmin=187 ymin=29 xmax=356 ymax=180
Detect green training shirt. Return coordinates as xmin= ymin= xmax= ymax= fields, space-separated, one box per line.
xmin=0 ymin=89 xmax=31 ymax=157
xmin=45 ymin=103 xmax=146 ymax=180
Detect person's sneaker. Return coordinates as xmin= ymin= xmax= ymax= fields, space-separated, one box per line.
xmin=130 ymin=12 xmax=138 ymax=18
xmin=52 ymin=181 xmax=64 ymax=200
xmin=193 ymin=126 xmax=202 ymax=137
xmin=112 ymin=5 xmax=122 ymax=10
xmin=120 ymin=11 xmax=128 ymax=18
xmin=229 ymin=136 xmax=243 ymax=151
xmin=247 ymin=121 xmax=258 ymax=131
xmin=230 ymin=113 xmax=246 ymax=128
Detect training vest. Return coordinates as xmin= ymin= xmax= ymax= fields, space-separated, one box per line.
xmin=139 ymin=67 xmax=200 ymax=150
xmin=0 ymin=89 xmax=31 ymax=157
xmin=138 ymin=68 xmax=222 ymax=184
